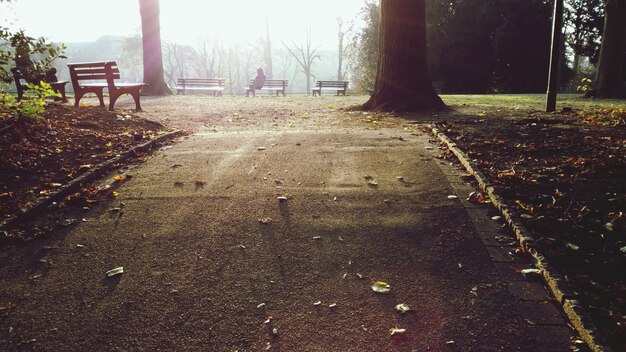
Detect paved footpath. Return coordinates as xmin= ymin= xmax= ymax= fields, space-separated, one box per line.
xmin=1 ymin=121 xmax=576 ymax=351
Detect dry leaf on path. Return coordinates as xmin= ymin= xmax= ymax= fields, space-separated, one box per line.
xmin=395 ymin=303 xmax=410 ymax=314
xmin=105 ymin=267 xmax=124 ymax=277
xmin=372 ymin=281 xmax=391 ymax=293
xmin=389 ymin=327 xmax=406 ymax=336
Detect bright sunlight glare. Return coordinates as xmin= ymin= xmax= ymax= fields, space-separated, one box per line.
xmin=2 ymin=0 xmax=366 ymax=49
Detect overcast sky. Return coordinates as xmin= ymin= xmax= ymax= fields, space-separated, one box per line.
xmin=2 ymin=0 xmax=367 ymax=49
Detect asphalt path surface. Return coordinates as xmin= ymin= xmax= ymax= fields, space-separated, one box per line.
xmin=0 ymin=96 xmax=573 ymax=351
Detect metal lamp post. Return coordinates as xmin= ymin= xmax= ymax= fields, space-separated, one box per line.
xmin=546 ymin=0 xmax=564 ymax=112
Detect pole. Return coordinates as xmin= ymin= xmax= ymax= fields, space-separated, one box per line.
xmin=546 ymin=0 xmax=564 ymax=112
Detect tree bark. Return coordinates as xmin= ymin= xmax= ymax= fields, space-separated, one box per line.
xmin=139 ymin=0 xmax=172 ymax=96
xmin=594 ymin=0 xmax=626 ymax=99
xmin=363 ymin=0 xmax=446 ymax=111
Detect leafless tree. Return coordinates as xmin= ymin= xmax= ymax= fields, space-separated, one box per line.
xmin=162 ymin=41 xmax=194 ymax=87
xmin=275 ymin=48 xmax=293 ymax=79
xmin=281 ymin=29 xmax=321 ymax=95
xmin=264 ymin=17 xmax=273 ymax=79
xmin=336 ymin=17 xmax=353 ymax=81
xmin=118 ymin=35 xmax=143 ymax=82
xmin=190 ymin=37 xmax=224 ymax=78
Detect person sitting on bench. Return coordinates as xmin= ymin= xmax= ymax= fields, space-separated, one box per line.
xmin=253 ymin=68 xmax=266 ymax=89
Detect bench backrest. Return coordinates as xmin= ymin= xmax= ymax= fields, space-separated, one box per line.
xmin=178 ymin=78 xmax=225 ymax=87
xmin=316 ymin=80 xmax=349 ymax=89
xmin=68 ymin=61 xmax=120 ymax=87
xmin=248 ymin=79 xmax=288 ymax=88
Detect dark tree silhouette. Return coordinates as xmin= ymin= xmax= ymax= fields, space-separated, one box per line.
xmin=139 ymin=0 xmax=171 ymax=96
xmin=363 ymin=0 xmax=445 ymax=112
xmin=594 ymin=0 xmax=626 ymax=99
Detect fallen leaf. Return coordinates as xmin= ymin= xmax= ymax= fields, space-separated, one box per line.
xmin=0 ymin=304 xmax=16 ymax=311
xmin=395 ymin=303 xmax=410 ymax=314
xmin=389 ymin=327 xmax=406 ymax=336
xmin=521 ymin=268 xmax=542 ymax=277
xmin=565 ymin=242 xmax=580 ymax=251
xmin=372 ymin=281 xmax=391 ymax=293
xmin=105 ymin=267 xmax=124 ymax=277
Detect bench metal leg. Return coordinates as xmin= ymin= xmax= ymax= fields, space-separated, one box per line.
xmin=74 ymin=88 xmax=105 ymax=108
xmin=52 ymin=83 xmax=68 ymax=102
xmin=109 ymin=89 xmax=143 ymax=111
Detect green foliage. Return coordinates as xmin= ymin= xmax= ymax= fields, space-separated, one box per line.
xmin=0 ymin=3 xmax=66 ymax=121
xmin=349 ymin=0 xmax=379 ymax=92
xmin=0 ymin=81 xmax=58 ymax=120
xmin=1 ymin=28 xmax=66 ymax=85
xmin=564 ymin=0 xmax=604 ymax=66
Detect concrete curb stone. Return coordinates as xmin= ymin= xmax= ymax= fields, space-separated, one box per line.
xmin=430 ymin=125 xmax=611 ymax=352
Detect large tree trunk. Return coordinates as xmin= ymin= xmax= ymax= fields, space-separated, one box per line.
xmin=139 ymin=0 xmax=172 ymax=96
xmin=594 ymin=0 xmax=626 ymax=99
xmin=363 ymin=0 xmax=446 ymax=111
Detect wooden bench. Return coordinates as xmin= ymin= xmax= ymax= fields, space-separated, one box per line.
xmin=176 ymin=78 xmax=225 ymax=96
xmin=246 ymin=79 xmax=288 ymax=97
xmin=311 ymin=80 xmax=349 ymax=96
xmin=10 ymin=67 xmax=68 ymax=102
xmin=67 ymin=61 xmax=146 ymax=111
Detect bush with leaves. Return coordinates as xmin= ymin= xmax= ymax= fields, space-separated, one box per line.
xmin=1 ymin=17 xmax=66 ymax=121
xmin=0 ymin=81 xmax=59 ymax=120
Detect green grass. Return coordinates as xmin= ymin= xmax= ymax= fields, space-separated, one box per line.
xmin=441 ymin=93 xmax=626 ymax=111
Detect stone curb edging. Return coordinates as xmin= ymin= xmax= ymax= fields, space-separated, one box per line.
xmin=429 ymin=125 xmax=611 ymax=352
xmin=1 ymin=130 xmax=185 ymax=232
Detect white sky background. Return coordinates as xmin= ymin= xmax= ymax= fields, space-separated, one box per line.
xmin=2 ymin=0 xmax=366 ymax=50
